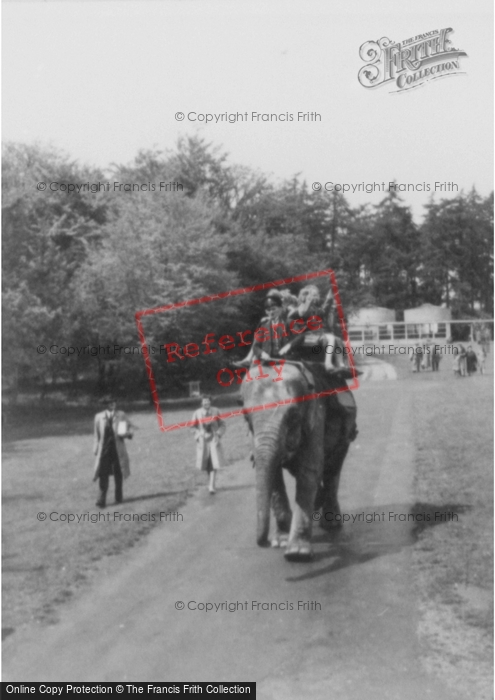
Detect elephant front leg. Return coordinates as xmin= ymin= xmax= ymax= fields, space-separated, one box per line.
xmin=271 ymin=468 xmax=292 ymax=548
xmin=284 ymin=469 xmax=318 ymax=561
xmin=284 ymin=408 xmax=324 ymax=562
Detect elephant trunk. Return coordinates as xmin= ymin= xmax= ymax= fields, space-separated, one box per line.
xmin=254 ymin=432 xmax=280 ymax=547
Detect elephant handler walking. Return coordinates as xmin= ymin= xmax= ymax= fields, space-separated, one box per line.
xmin=191 ymin=395 xmax=226 ymax=494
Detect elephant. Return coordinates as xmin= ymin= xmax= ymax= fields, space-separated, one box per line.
xmin=240 ymin=359 xmax=357 ymax=562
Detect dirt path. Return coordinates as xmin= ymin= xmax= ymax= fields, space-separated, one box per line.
xmin=3 ymin=377 xmax=462 ymax=699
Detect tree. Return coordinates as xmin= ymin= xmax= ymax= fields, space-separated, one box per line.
xmin=419 ymin=190 xmax=493 ymax=316
xmin=352 ymin=190 xmax=420 ymax=311
xmin=2 ymin=143 xmax=108 ymax=399
xmin=73 ymin=186 xmax=241 ymax=392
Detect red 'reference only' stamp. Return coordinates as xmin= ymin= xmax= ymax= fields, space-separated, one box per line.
xmin=135 ymin=269 xmax=359 ymax=431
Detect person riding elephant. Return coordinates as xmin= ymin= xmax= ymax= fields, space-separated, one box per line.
xmin=253 ymin=289 xmax=289 ymax=360
xmin=235 ymin=289 xmax=289 ymax=367
xmin=279 ymin=285 xmax=346 ymax=371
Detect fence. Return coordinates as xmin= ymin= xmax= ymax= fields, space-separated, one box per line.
xmin=347 ymin=320 xmax=493 ymax=346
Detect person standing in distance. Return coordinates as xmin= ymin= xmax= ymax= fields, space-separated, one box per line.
xmin=93 ymin=397 xmax=133 ymax=507
xmin=191 ymin=395 xmax=226 ymax=494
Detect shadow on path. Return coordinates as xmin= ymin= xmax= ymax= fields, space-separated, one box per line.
xmin=121 ymin=490 xmax=191 ymax=504
xmin=287 ymin=501 xmax=471 ymax=583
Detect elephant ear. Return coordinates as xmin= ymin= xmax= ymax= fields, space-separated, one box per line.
xmin=285 ymin=409 xmax=302 ymax=453
xmin=303 ymin=399 xmax=322 ymax=437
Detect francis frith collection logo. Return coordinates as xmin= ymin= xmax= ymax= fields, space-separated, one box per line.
xmin=358 ymin=28 xmax=467 ymax=92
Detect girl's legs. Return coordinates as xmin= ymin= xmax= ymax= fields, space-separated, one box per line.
xmin=206 ymin=455 xmax=216 ymax=493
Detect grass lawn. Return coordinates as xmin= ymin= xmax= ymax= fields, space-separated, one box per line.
xmin=406 ymin=355 xmax=493 ymax=698
xmin=2 ymin=396 xmax=250 ymax=638
xmin=354 ymin=349 xmax=493 ymax=696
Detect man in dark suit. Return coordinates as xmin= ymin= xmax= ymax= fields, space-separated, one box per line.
xmin=93 ymin=397 xmax=133 ymax=507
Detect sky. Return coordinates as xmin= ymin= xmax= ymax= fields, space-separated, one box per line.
xmin=3 ymin=0 xmax=493 ymax=221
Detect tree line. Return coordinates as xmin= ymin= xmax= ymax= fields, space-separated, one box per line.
xmin=2 ymin=137 xmax=493 ymax=401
